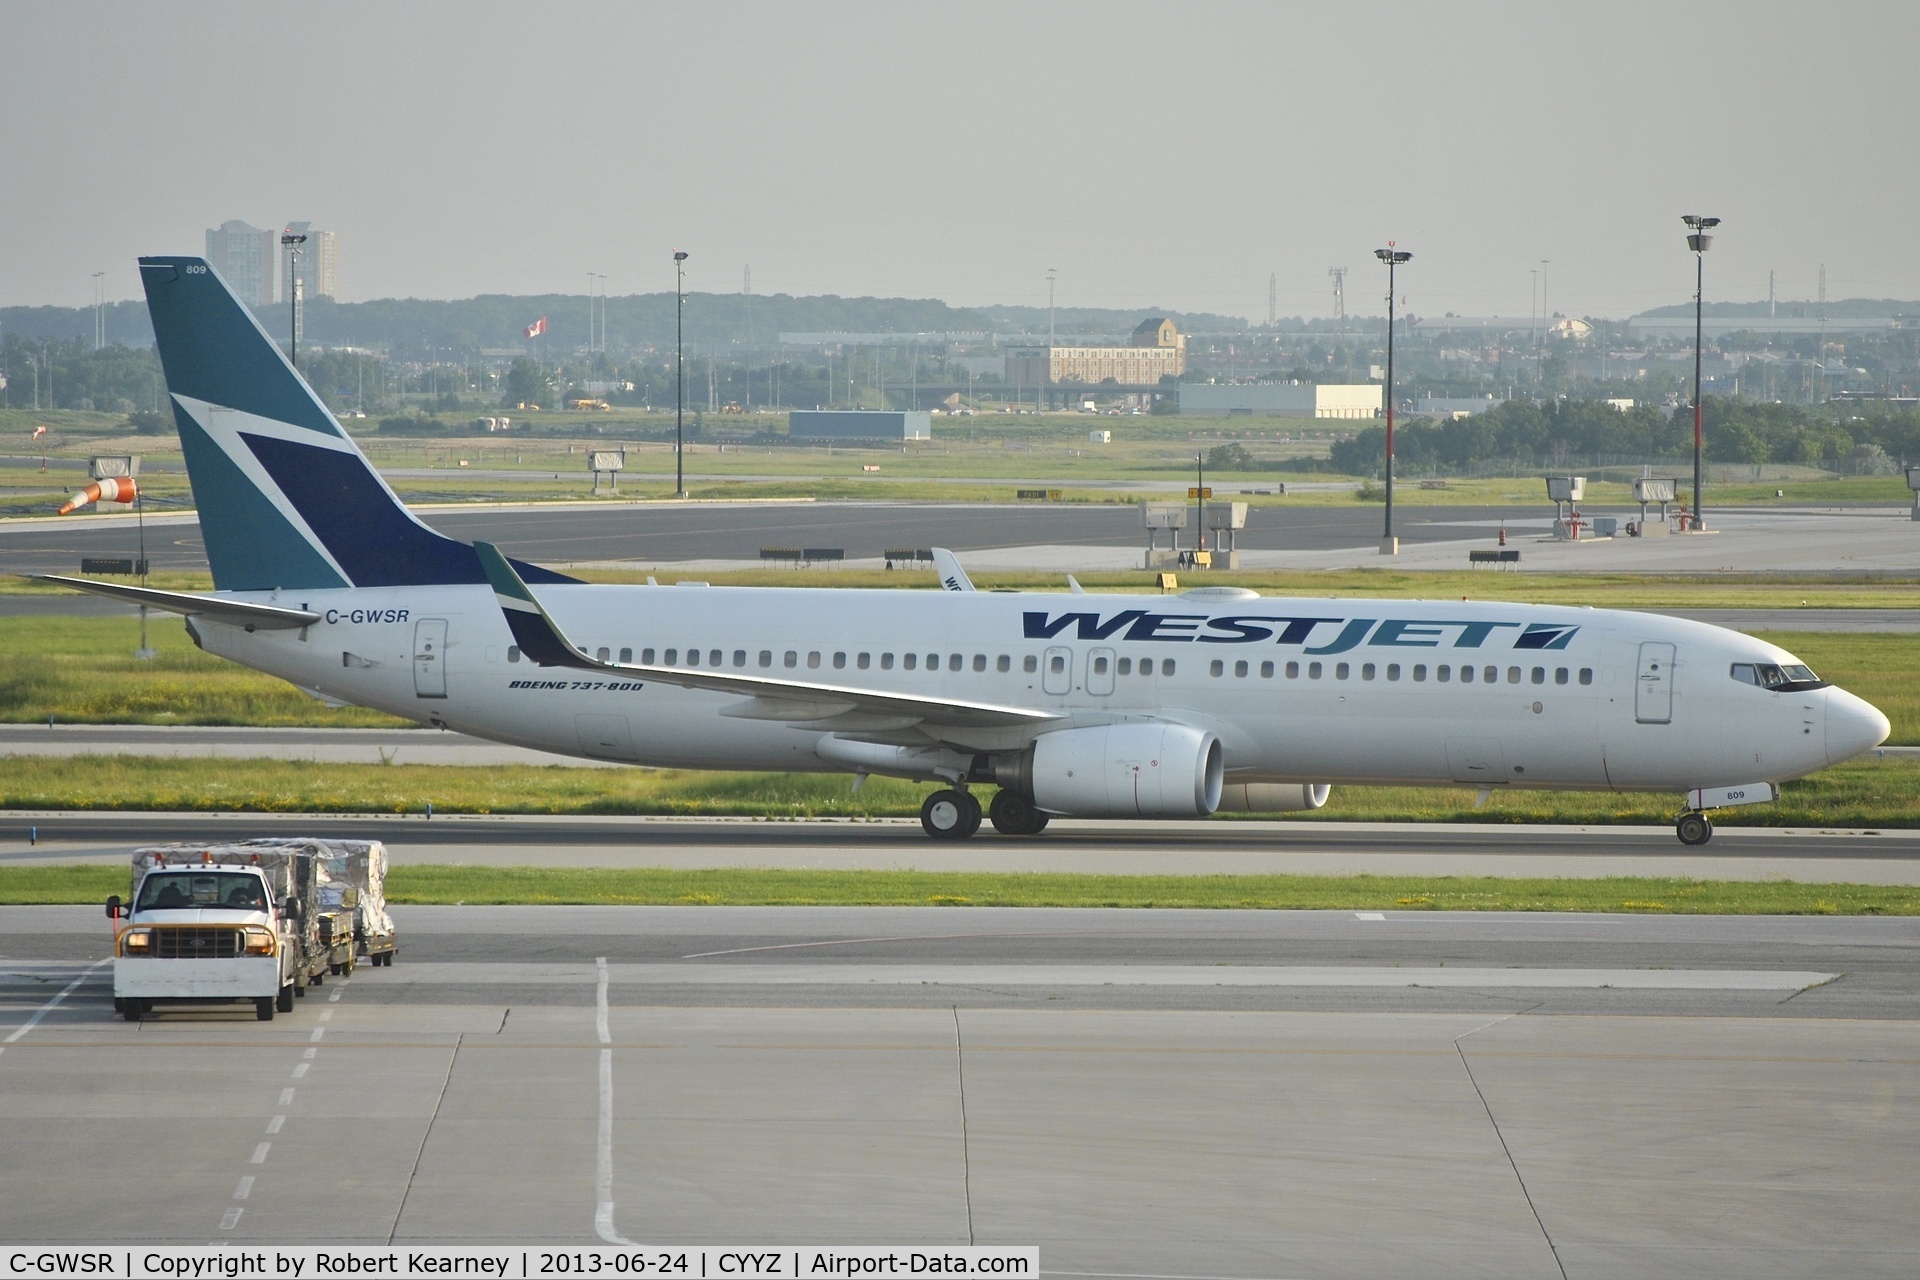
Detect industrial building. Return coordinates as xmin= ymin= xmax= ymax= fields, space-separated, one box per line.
xmin=204 ymin=220 xmax=278 ymax=306
xmin=1005 ymin=317 xmax=1187 ymax=399
xmin=789 ymin=410 xmax=931 ymax=440
xmin=1178 ymin=382 xmax=1381 ymax=419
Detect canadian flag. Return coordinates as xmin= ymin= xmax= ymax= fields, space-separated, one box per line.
xmin=523 ymin=316 xmax=547 ymax=339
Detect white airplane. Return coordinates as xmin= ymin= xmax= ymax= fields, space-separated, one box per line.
xmin=36 ymin=256 xmax=1891 ymax=845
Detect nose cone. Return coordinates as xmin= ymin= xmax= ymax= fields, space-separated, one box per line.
xmin=1827 ymin=687 xmax=1891 ymax=764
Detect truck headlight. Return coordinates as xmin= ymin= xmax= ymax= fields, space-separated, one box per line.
xmin=120 ymin=928 xmax=152 ymax=954
xmin=242 ymin=927 xmax=276 ymax=956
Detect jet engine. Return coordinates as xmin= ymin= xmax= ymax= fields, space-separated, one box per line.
xmin=1214 ymin=783 xmax=1331 ymax=813
xmin=1023 ymin=723 xmax=1223 ymax=818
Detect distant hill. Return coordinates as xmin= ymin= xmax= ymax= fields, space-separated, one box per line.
xmin=1 ymin=292 xmax=1241 ymax=354
xmin=1634 ymin=298 xmax=1920 ymax=320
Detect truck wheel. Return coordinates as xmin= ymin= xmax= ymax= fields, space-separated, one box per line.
xmin=122 ymin=1002 xmax=143 ymax=1022
xmin=276 ymin=984 xmax=295 ymax=1013
xmin=293 ymin=982 xmax=306 ymax=998
xmin=311 ymin=970 xmax=323 ymax=986
xmin=113 ymin=998 xmax=126 ymax=1014
xmin=256 ymin=998 xmax=275 ymax=1022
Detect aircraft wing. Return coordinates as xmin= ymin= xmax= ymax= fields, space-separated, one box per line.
xmin=475 ymin=542 xmax=1062 ymax=731
xmin=29 ymin=575 xmax=321 ymax=630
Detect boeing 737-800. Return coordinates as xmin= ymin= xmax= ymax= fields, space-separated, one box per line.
xmin=35 ymin=257 xmax=1891 ymax=845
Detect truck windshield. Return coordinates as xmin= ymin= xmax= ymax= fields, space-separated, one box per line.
xmin=136 ymin=872 xmax=268 ymax=911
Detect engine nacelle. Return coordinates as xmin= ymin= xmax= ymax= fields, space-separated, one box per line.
xmin=1028 ymin=723 xmax=1223 ymax=818
xmin=1214 ymin=783 xmax=1331 ymax=813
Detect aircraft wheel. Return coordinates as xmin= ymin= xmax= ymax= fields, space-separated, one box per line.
xmin=921 ymin=789 xmax=981 ymax=840
xmin=1676 ymin=812 xmax=1713 ymax=846
xmin=989 ymin=790 xmax=1050 ymax=836
xmin=276 ymin=984 xmax=296 ymax=1013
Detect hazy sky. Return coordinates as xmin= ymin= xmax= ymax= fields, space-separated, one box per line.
xmin=6 ymin=1 xmax=1916 ymax=321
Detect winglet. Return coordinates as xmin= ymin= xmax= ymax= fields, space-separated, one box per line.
xmin=930 ymin=547 xmax=975 ymax=593
xmin=475 ymin=541 xmax=592 ymax=668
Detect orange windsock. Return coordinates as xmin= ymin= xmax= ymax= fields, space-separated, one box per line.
xmin=58 ymin=476 xmax=138 ymax=515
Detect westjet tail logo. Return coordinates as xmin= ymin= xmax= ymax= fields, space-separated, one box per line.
xmin=1022 ymin=610 xmax=1580 ymax=653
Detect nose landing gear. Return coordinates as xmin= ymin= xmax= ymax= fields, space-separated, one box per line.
xmin=1675 ymin=811 xmax=1713 ymax=846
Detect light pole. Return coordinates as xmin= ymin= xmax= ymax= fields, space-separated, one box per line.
xmin=91 ymin=272 xmax=105 ymax=350
xmin=674 ymin=250 xmax=688 ymax=498
xmin=1683 ymin=215 xmax=1719 ymax=531
xmin=1374 ymin=244 xmax=1411 ymax=555
xmin=1046 ymin=267 xmax=1057 ymax=414
xmin=280 ymin=230 xmax=307 ymax=368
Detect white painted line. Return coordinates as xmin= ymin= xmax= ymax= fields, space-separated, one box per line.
xmin=309 ymin=1027 xmax=325 ymax=1042
xmin=328 ymin=992 xmax=342 ymax=1002
xmin=1355 ymin=912 xmax=1386 ymax=921
xmin=278 ymin=1089 xmax=294 ymax=1107
xmin=265 ymin=1116 xmax=284 ymax=1135
xmin=249 ymin=1143 xmax=270 ymax=1164
xmin=2 ymin=959 xmax=109 ymax=1045
xmin=290 ymin=1063 xmax=308 ymax=1079
xmin=319 ymin=1009 xmax=333 ymax=1021
xmin=233 ymin=1177 xmax=253 ymax=1200
xmin=220 ymin=1208 xmax=243 ymax=1231
xmin=302 ymin=1048 xmax=317 ymax=1059
xmin=594 ymin=956 xmax=631 ymax=1246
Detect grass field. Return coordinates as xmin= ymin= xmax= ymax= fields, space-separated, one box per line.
xmin=3 ymin=863 xmax=1913 ymax=914
xmin=2 ymin=753 xmax=1915 ymax=826
xmin=1 ymin=615 xmax=1913 ymax=743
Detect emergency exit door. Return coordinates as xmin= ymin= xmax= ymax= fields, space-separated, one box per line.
xmin=1635 ymin=641 xmax=1674 ymax=724
xmin=413 ymin=618 xmax=448 ymax=698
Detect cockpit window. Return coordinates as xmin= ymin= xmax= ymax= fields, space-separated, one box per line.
xmin=1730 ymin=661 xmax=1826 ymax=691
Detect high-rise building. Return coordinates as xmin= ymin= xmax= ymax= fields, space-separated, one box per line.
xmin=205 ymin=220 xmax=277 ymax=306
xmin=282 ymin=222 xmax=338 ymax=299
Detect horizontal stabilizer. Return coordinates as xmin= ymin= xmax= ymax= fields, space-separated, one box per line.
xmin=29 ymin=575 xmax=320 ymax=629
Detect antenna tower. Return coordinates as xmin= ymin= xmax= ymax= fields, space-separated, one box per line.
xmin=1328 ymin=267 xmax=1347 ymax=326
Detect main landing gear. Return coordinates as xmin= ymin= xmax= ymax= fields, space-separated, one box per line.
xmin=1675 ymin=811 xmax=1713 ymax=846
xmin=919 ymin=789 xmax=1051 ymax=839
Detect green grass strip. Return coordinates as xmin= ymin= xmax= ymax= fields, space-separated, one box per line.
xmin=11 ymin=864 xmax=1916 ymax=914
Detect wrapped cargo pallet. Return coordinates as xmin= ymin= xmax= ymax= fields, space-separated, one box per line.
xmin=233 ymin=838 xmax=398 ymax=968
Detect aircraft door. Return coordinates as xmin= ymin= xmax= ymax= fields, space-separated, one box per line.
xmin=413 ymin=618 xmax=448 ymax=698
xmin=1635 ymin=642 xmax=1675 ymax=724
xmin=1043 ymin=646 xmax=1073 ymax=696
xmin=1087 ymin=647 xmax=1116 ymax=696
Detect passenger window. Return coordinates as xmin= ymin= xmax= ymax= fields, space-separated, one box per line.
xmin=1579 ymin=668 xmax=1594 ymax=685
xmin=1094 ymin=655 xmax=1110 ymax=674
xmin=1531 ymin=667 xmax=1545 ymax=685
xmin=1049 ymin=655 xmax=1066 ymax=674
xmin=904 ymin=653 xmax=918 ymax=670
xmin=757 ymin=650 xmax=771 ymax=668
xmin=1459 ymin=665 xmax=1471 ymax=683
xmin=833 ymin=652 xmax=846 ymax=669
xmin=596 ymin=647 xmax=610 ymax=662
xmin=1361 ymin=663 xmax=1376 ymax=681
xmin=928 ymin=653 xmax=941 ymax=671
xmin=1484 ymin=666 xmax=1498 ymax=683
xmin=973 ymin=655 xmax=986 ymax=672
xmin=618 ymin=648 xmax=632 ymax=663
xmin=1335 ymin=662 xmax=1349 ymax=680
xmin=949 ymin=654 xmax=963 ymax=672
xmin=1118 ymin=657 xmax=1133 ymax=675
xmin=1554 ymin=667 xmax=1568 ymax=685
xmin=858 ymin=653 xmax=871 ymax=669
xmin=784 ymin=651 xmax=797 ymax=668
xmin=642 ymin=648 xmax=656 ymax=664
xmin=1260 ymin=661 xmax=1274 ymax=678
xmin=664 ymin=648 xmax=678 ymax=665
xmin=882 ymin=653 xmax=895 ymax=670
xmin=807 ymin=651 xmax=821 ymax=669
xmin=1386 ymin=663 xmax=1400 ymax=681
xmin=1507 ymin=667 xmax=1521 ymax=684
xmin=1210 ymin=659 xmax=1224 ymax=677
xmin=1141 ymin=658 xmax=1156 ymax=676
xmin=709 ymin=650 xmax=721 ymax=666
xmin=686 ymin=649 xmax=699 ymax=667
xmin=1413 ymin=664 xmax=1426 ymax=682
xmin=1162 ymin=660 xmax=1175 ymax=676
xmin=508 ymin=646 xmax=521 ymax=663
xmin=997 ymin=655 xmax=1010 ymax=672
xmin=733 ymin=650 xmax=746 ymax=667
xmin=1308 ymin=662 xmax=1322 ymax=679
xmin=1023 ymin=655 xmax=1037 ymax=673
xmin=1285 ymin=661 xmax=1299 ymax=679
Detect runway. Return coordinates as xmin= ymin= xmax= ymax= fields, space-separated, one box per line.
xmin=1 ymin=905 xmax=1915 ymax=1275
xmin=7 ymin=810 xmax=1920 ymax=884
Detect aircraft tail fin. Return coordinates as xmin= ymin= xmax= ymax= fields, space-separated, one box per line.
xmin=137 ymin=256 xmax=573 ymax=591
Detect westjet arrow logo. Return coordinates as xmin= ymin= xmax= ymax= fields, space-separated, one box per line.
xmin=1021 ymin=610 xmax=1579 ymax=653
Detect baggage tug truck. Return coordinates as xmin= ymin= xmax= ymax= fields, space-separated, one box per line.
xmin=107 ymin=846 xmax=332 ymax=1021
